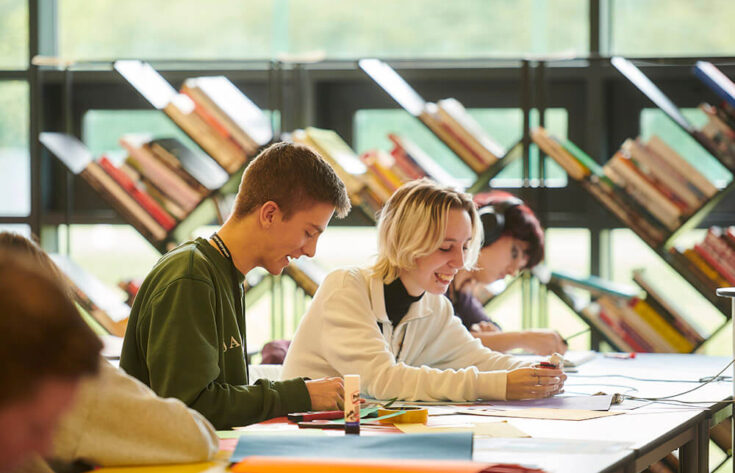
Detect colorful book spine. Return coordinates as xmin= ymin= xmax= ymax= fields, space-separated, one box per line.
xmin=631 ymin=298 xmax=694 ymax=353
xmin=98 ymin=156 xmax=177 ymax=231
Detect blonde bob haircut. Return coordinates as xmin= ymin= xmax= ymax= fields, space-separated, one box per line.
xmin=372 ymin=178 xmax=482 ymax=284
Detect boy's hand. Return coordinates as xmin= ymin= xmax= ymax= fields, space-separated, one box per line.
xmin=305 ymin=377 xmax=345 ymax=410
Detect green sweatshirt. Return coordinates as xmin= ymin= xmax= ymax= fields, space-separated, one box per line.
xmin=120 ymin=238 xmax=311 ymax=429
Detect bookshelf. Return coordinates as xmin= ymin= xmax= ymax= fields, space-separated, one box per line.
xmin=358 ymin=58 xmax=521 ymax=193
xmin=532 ymin=58 xmax=735 ymax=355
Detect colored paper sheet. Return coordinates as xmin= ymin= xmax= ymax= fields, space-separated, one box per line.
xmin=462 ymin=408 xmax=623 ymax=421
xmin=232 ymin=456 xmax=547 ymax=473
xmin=231 ymin=432 xmax=473 ymax=463
xmin=396 ymin=421 xmax=530 ymax=438
xmin=482 ymin=394 xmax=614 ymax=412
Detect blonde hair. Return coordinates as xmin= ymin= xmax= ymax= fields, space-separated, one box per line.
xmin=371 ymin=179 xmax=482 ymax=283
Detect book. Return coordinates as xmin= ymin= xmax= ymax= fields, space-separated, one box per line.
xmin=549 ymin=268 xmax=639 ymax=299
xmin=388 ymin=134 xmax=467 ymax=189
xmin=181 ymin=76 xmax=272 ymax=149
xmin=630 ymin=298 xmax=694 ymax=353
xmin=682 ymin=247 xmax=730 ymax=288
xmin=162 ymin=95 xmax=248 ymax=173
xmin=148 ymin=137 xmax=229 ymax=191
xmin=360 ymin=58 xmax=506 ymax=176
xmin=436 ymin=98 xmax=504 ymax=163
xmin=622 ymin=138 xmax=704 ymax=212
xmin=114 ymin=60 xmax=249 ymax=173
xmin=49 ymin=254 xmax=130 ymax=337
xmin=531 ymin=127 xmax=589 ymax=181
xmin=40 ymin=132 xmax=168 ymax=243
xmin=120 ymin=134 xmax=203 ymax=212
xmin=645 ymin=135 xmax=718 ymax=199
xmin=632 ymin=269 xmax=705 ymax=346
xmin=604 ymin=153 xmax=682 ymax=230
xmin=292 ymin=127 xmax=368 ymax=197
xmin=421 ymin=104 xmax=487 ymax=173
xmin=693 ymin=243 xmax=735 ymax=285
xmin=693 ymin=61 xmax=735 ymax=109
xmin=97 ymin=156 xmax=177 ymax=231
xmin=612 ymin=56 xmax=725 ymax=161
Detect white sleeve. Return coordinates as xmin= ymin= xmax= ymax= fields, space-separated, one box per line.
xmin=318 ymin=272 xmax=514 ymax=401
xmin=418 ymin=298 xmax=530 ymax=373
xmin=52 ymin=359 xmax=219 ymax=466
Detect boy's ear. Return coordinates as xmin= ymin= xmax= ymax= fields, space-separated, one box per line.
xmin=259 ymin=201 xmax=280 ymax=228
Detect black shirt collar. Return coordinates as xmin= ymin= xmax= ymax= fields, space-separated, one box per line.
xmin=383 ymin=277 xmax=424 ymax=327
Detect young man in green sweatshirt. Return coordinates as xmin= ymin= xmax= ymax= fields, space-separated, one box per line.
xmin=120 ymin=142 xmax=351 ymax=429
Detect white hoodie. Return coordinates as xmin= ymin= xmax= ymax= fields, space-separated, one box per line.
xmin=283 ymin=267 xmax=528 ymax=401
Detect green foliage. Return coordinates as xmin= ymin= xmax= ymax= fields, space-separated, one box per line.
xmin=0 ymin=0 xmax=27 ymax=68
xmin=612 ymin=0 xmax=735 ymax=56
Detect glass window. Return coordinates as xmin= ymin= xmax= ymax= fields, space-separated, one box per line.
xmin=354 ymin=107 xmax=568 ymax=187
xmin=83 ymin=110 xmax=198 ymax=156
xmin=0 ymin=81 xmax=29 ymax=216
xmin=640 ymin=108 xmax=731 ymax=188
xmin=545 ymin=228 xmax=592 ymax=350
xmin=60 ymin=0 xmax=587 ymax=61
xmin=0 ymin=224 xmax=31 ymax=238
xmin=58 ymin=224 xmax=160 ymax=287
xmin=287 ymin=0 xmax=588 ymax=59
xmin=611 ymin=0 xmax=735 ymax=56
xmin=0 ymin=0 xmax=27 ymax=69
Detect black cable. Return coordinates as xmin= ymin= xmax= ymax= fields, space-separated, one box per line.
xmin=621 ymin=359 xmax=735 ymax=403
xmin=569 ymin=373 xmax=705 ymax=383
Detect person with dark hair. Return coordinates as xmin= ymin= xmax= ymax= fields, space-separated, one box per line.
xmin=446 ymin=191 xmax=567 ymax=356
xmin=121 ymin=142 xmax=352 ymax=429
xmin=0 ymin=251 xmax=101 ymax=473
xmin=0 ymin=232 xmax=218 ymax=473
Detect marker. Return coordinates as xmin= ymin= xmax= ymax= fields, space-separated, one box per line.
xmin=344 ymin=374 xmax=360 ymax=435
xmin=538 ymin=361 xmax=558 ymax=369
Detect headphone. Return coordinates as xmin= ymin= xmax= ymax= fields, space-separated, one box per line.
xmin=478 ymin=196 xmax=524 ymax=247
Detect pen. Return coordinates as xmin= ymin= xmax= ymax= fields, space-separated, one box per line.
xmin=287 ymin=410 xmax=344 ymax=422
xmin=603 ymin=352 xmax=637 ymax=359
xmin=538 ymin=361 xmax=559 ymax=369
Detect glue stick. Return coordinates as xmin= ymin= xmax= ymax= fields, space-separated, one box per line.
xmin=344 ymin=374 xmax=360 ymax=435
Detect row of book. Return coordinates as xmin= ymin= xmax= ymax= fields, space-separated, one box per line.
xmin=531 ymin=126 xmax=714 ymax=247
xmin=42 ymin=64 xmax=275 ymax=249
xmin=669 ymin=226 xmax=735 ymax=292
xmin=612 ymin=57 xmax=735 ymax=174
xmin=549 ymin=268 xmax=705 ymax=354
xmin=359 ymin=58 xmax=507 ymax=174
xmin=41 ymin=133 xmax=228 ymax=247
xmin=288 ymin=126 xmax=472 ymax=219
xmin=113 ymin=60 xmax=272 ymax=173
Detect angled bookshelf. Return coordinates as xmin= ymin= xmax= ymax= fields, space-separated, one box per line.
xmin=41 ymin=60 xmax=273 ymax=254
xmin=358 ymin=58 xmax=521 ymax=192
xmin=532 ymin=58 xmax=735 ymax=354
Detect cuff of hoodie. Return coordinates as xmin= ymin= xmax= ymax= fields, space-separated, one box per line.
xmin=268 ymin=377 xmax=312 ymax=415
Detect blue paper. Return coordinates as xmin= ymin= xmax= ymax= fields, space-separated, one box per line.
xmin=231 ymin=432 xmax=473 ymax=463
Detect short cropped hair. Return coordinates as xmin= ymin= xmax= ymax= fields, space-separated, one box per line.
xmin=0 ymin=251 xmax=102 ymax=406
xmin=474 ymin=191 xmax=545 ymax=268
xmin=372 ymin=179 xmax=482 ymax=284
xmin=231 ymin=142 xmax=351 ymax=220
